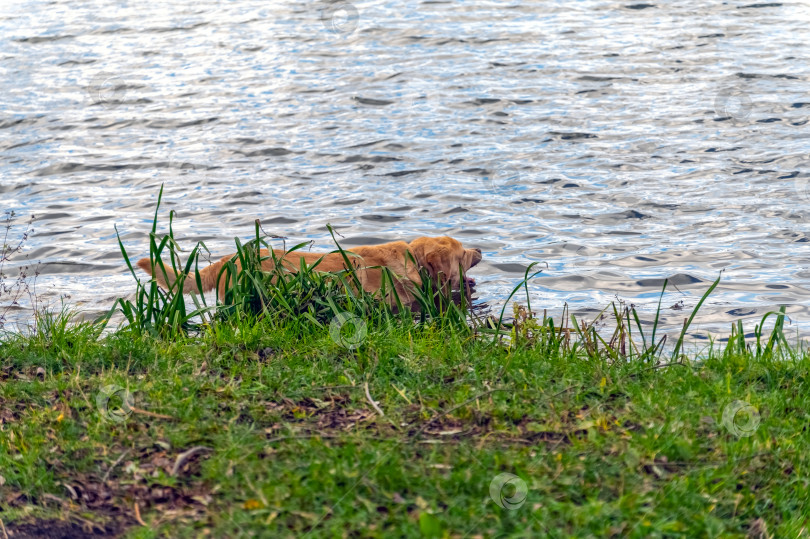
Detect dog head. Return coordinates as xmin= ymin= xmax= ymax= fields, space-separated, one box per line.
xmin=408 ymin=236 xmax=482 ymax=289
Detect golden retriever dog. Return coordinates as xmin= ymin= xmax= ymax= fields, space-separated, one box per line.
xmin=136 ymin=236 xmax=482 ymax=305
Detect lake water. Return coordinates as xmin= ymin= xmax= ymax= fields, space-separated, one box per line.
xmin=2 ymin=0 xmax=810 ymax=340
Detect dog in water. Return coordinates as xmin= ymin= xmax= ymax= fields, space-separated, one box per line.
xmin=136 ymin=236 xmax=482 ymax=305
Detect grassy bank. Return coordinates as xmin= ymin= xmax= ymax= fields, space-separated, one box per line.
xmin=2 ymin=309 xmax=809 ymax=537
xmin=1 ymin=199 xmax=809 ymax=537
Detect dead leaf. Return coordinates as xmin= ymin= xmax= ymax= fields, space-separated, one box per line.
xmin=243 ymin=499 xmax=263 ymax=510
xmin=747 ymin=518 xmax=769 ymax=539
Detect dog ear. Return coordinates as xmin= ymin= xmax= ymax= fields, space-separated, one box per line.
xmin=409 ymin=237 xmax=466 ymax=288
xmin=462 ymin=248 xmax=482 ymax=271
xmin=425 ymin=247 xmax=459 ymax=287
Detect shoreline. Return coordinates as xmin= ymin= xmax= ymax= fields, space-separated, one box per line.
xmin=1 ymin=302 xmax=807 ymax=536
xmin=2 ymin=203 xmax=808 ymax=536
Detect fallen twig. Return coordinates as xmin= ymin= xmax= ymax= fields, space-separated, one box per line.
xmin=41 ymin=493 xmax=67 ymax=506
xmin=364 ymin=381 xmax=385 ymax=417
xmin=134 ymin=502 xmax=147 ymax=527
xmin=102 ymin=449 xmax=130 ymax=484
xmin=130 ymin=406 xmax=175 ymax=420
xmin=170 ymin=446 xmax=212 ymax=477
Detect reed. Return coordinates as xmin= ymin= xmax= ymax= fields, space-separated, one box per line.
xmin=112 ymin=186 xmax=471 ymax=341
xmin=82 ymin=187 xmax=804 ymax=365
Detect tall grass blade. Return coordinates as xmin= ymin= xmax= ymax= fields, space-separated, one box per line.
xmin=671 ymin=273 xmax=722 ymax=361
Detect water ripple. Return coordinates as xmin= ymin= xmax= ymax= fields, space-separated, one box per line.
xmin=1 ymin=0 xmax=809 ymax=338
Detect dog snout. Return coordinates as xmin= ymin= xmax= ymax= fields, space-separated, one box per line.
xmin=470 ymin=248 xmax=482 ymax=267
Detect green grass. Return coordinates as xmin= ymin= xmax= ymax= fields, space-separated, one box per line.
xmin=113 ymin=185 xmax=469 ymax=340
xmin=2 ymin=309 xmax=809 ymax=537
xmin=1 ymin=192 xmax=809 ymax=537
